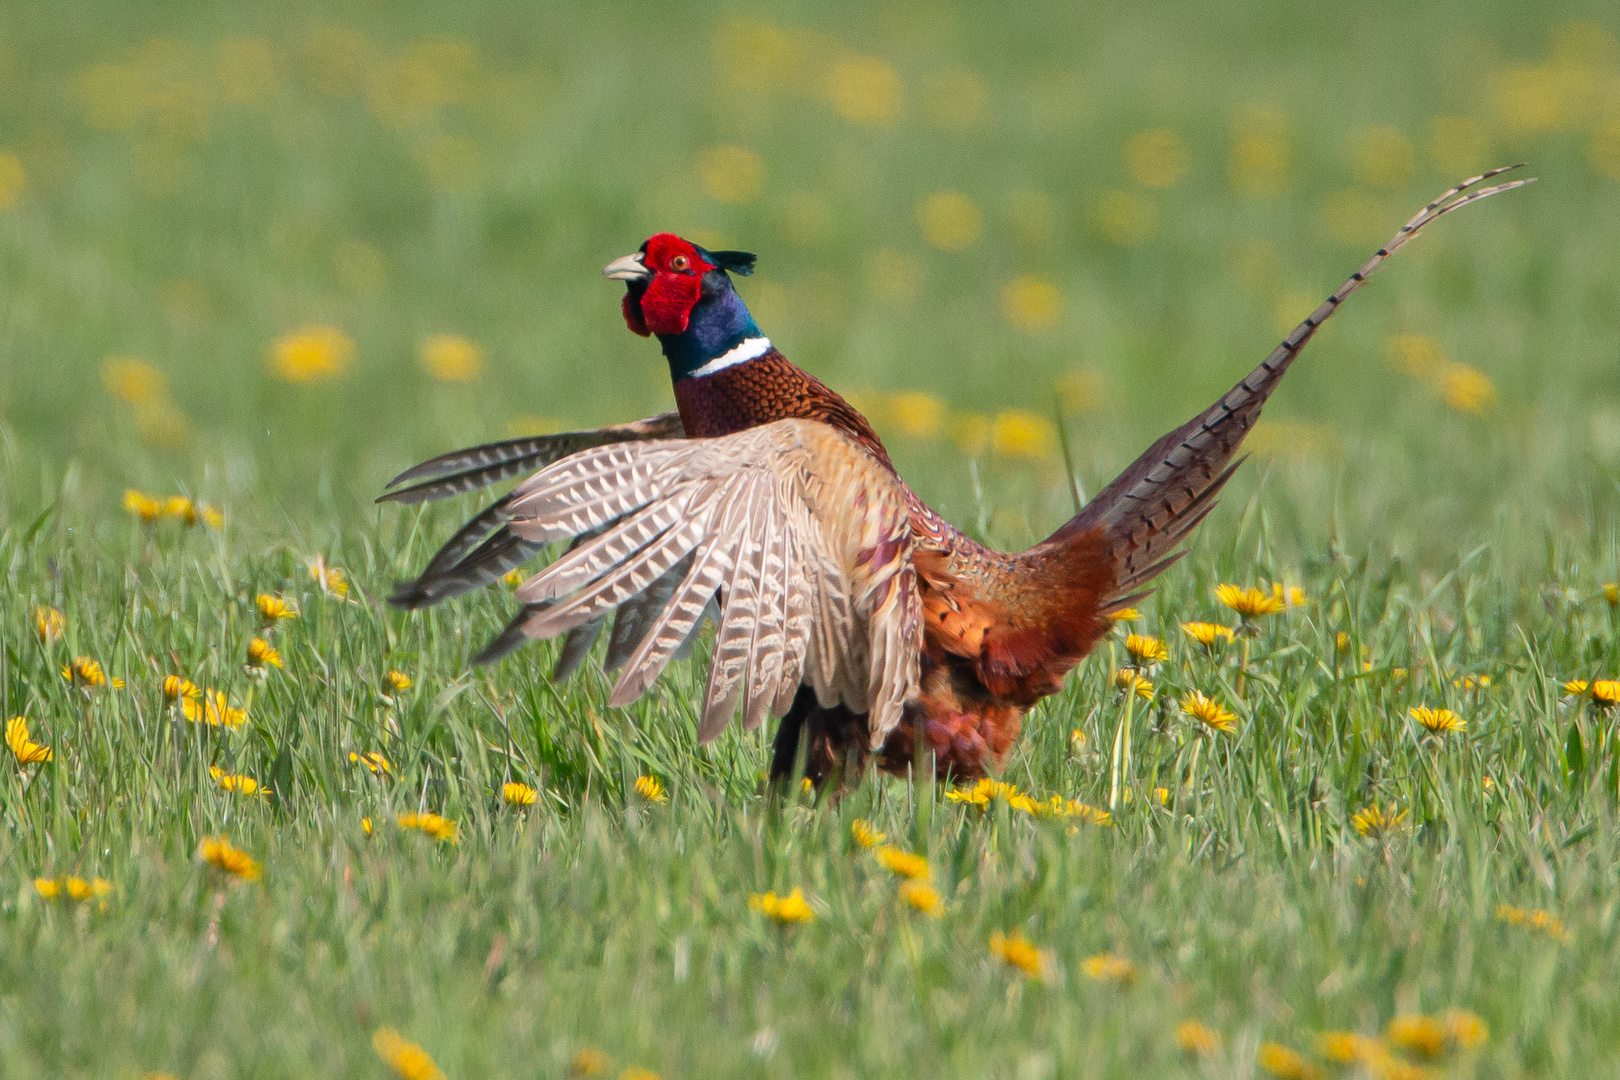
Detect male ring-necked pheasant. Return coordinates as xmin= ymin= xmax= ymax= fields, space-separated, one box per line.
xmin=384 ymin=168 xmax=1526 ymax=787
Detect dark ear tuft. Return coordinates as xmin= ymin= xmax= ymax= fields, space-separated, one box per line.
xmin=705 ymin=249 xmax=756 ymax=276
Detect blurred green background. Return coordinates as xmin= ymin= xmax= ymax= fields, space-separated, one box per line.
xmin=1 ymin=0 xmax=1616 ymax=571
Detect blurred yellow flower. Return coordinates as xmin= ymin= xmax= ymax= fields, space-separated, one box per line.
xmin=887 ymin=392 xmax=945 ymax=439
xmin=1493 ymin=65 xmax=1577 ymax=134
xmin=991 ymin=410 xmax=1055 ymax=459
xmin=900 ymin=880 xmax=944 ymax=917
xmin=713 ymin=19 xmax=800 ymax=93
xmin=1605 ymin=582 xmax=1619 ymax=606
xmin=34 ymin=877 xmax=62 ymax=900
xmin=634 ymin=774 xmax=667 ymax=803
xmin=1592 ymin=680 xmax=1620 ymax=706
xmin=247 ymin=638 xmax=282 ymax=669
xmin=1080 ymin=953 xmax=1136 ymax=983
xmin=875 ymin=845 xmax=929 ymax=880
xmin=1497 ymin=904 xmax=1571 ymax=942
xmin=1002 ymin=274 xmax=1062 ymax=332
xmin=351 ymin=750 xmax=392 ymax=776
xmin=1109 ymin=608 xmax=1140 ymax=623
xmin=1445 ymin=1008 xmax=1488 ymax=1050
xmin=1182 ymin=691 xmax=1236 ymax=734
xmin=199 ymin=836 xmax=261 ymax=881
xmin=372 ymin=1027 xmax=445 ymax=1080
xmin=1256 ymin=1041 xmax=1318 ymax=1079
xmin=1093 ymin=189 xmax=1157 ymax=246
xmin=257 ymin=594 xmax=297 ymax=622
xmin=1432 ymin=115 xmax=1489 ymax=176
xmin=361 ymin=817 xmax=374 ymax=836
xmin=1182 ymin=621 xmax=1235 ymax=647
xmin=163 ymin=675 xmax=201 ymax=700
xmin=398 ymin=811 xmax=457 ymax=842
xmin=1353 ymin=125 xmax=1413 ymax=188
xmin=1411 ymin=706 xmax=1464 ymax=736
xmin=1316 ymin=1031 xmax=1383 ymax=1064
xmin=270 ymin=325 xmax=353 ymax=383
xmin=697 ymin=145 xmax=764 ymax=205
xmin=1216 ymin=583 xmax=1285 ymax=618
xmin=1114 ymin=668 xmax=1154 ymax=700
xmin=0 ymin=152 xmax=24 ymax=209
xmin=182 ymin=689 xmax=245 ymax=729
xmin=619 ymin=1068 xmax=661 ymax=1080
xmin=503 ymin=781 xmax=538 ymax=807
xmin=35 ymin=607 xmax=65 ymax=643
xmin=850 ymin=819 xmax=885 ymax=848
xmin=749 ymin=887 xmax=815 ymax=924
xmin=1056 ymin=369 xmax=1103 ymax=414
xmin=1229 ymin=112 xmax=1290 ymax=196
xmin=209 ymin=766 xmax=263 ymax=796
xmin=384 ymin=670 xmax=413 ymax=692
xmin=307 ymin=556 xmax=349 ymax=598
xmin=1175 ymin=1020 xmax=1221 ymax=1056
xmin=825 ymin=55 xmax=903 ymax=126
xmin=7 ymin=716 xmax=51 ymax=765
xmin=989 ymin=930 xmax=1047 ymax=979
xmin=1351 ymin=803 xmax=1407 ymax=838
xmin=1124 ymin=633 xmax=1168 ymax=664
xmin=101 ymin=357 xmax=166 ymax=406
xmin=1453 ymin=674 xmax=1490 ymax=691
xmin=124 ymin=489 xmax=163 ymax=523
xmin=162 ymin=496 xmax=198 ymax=526
xmin=421 ymin=334 xmax=483 ymax=382
xmin=63 ymin=876 xmax=113 ymax=902
xmin=917 ymin=191 xmax=982 ymax=251
xmin=1439 ymin=363 xmax=1496 ymax=414
xmin=1385 ymin=1015 xmax=1446 ymax=1058
xmin=1124 ymin=128 xmax=1189 ymax=188
xmin=62 ymin=656 xmax=119 ymax=689
xmin=1271 ymin=583 xmax=1306 ymax=606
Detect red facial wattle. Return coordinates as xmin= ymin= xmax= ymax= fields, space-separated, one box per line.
xmin=623 ymin=233 xmax=715 ymax=337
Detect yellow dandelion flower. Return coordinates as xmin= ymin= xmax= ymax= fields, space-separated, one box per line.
xmin=749 ymin=887 xmax=815 ymax=924
xmin=1604 ymin=582 xmax=1618 ymax=606
xmin=991 ymin=409 xmax=1055 ymax=459
xmin=1316 ymin=1031 xmax=1383 ymax=1064
xmin=1350 ymin=803 xmax=1407 ymax=838
xmin=123 ymin=489 xmax=163 ymax=522
xmin=696 ymin=144 xmax=764 ymax=205
xmin=309 ymin=557 xmax=349 ymax=597
xmin=1453 ymin=673 xmax=1490 ymax=693
xmin=900 ymin=880 xmax=944 ymax=917
xmin=1125 ymin=128 xmax=1189 ymax=189
xmin=7 ymin=716 xmax=51 ymax=765
xmin=199 ymin=836 xmax=261 ymax=881
xmin=1109 ymin=608 xmax=1141 ymax=623
xmin=1093 ymin=188 xmax=1157 ymax=246
xmin=1002 ymin=274 xmax=1062 ymax=333
xmin=1385 ymin=1015 xmax=1446 ymax=1058
xmin=1444 ymin=1009 xmax=1488 ymax=1050
xmin=1439 ymin=362 xmax=1495 ymax=414
xmin=101 ymin=356 xmax=166 ymax=406
xmin=850 ymin=819 xmax=885 ymax=849
xmin=1069 ymin=728 xmax=1087 ymax=751
xmin=34 ymin=877 xmax=62 ymax=900
xmin=945 ymin=779 xmax=994 ymax=808
xmin=988 ymin=930 xmax=1047 ymax=979
xmin=1270 ymin=583 xmax=1307 ymax=606
xmin=1182 ymin=621 xmax=1235 ymax=647
xmin=1565 ymin=679 xmax=1590 ymax=695
xmin=1124 ymin=633 xmax=1168 ymax=664
xmin=67 ymin=877 xmax=113 ymax=903
xmin=270 ymin=325 xmax=353 ymax=384
xmin=1256 ymin=1041 xmax=1318 ymax=1080
xmin=569 ymin=1048 xmax=609 ymax=1076
xmin=372 ymin=1027 xmax=445 ymax=1080
xmin=163 ymin=675 xmax=201 ymax=700
xmin=1591 ymin=680 xmax=1620 ymax=706
xmin=256 ymin=594 xmax=297 ymax=622
xmin=162 ymin=496 xmax=198 ymax=526
xmin=887 ymin=392 xmax=946 ymax=439
xmin=1410 ymin=706 xmax=1464 ymax=735
xmin=503 ymin=567 xmax=526 ymax=588
xmin=202 ymin=505 xmax=224 ymax=529
xmin=350 ymin=750 xmax=391 ymax=776
xmin=397 ymin=811 xmax=457 ymax=842
xmin=503 ymin=781 xmax=538 ymax=807
xmin=384 ymin=670 xmax=413 ymax=692
xmin=182 ymin=690 xmax=246 ymax=729
xmin=1114 ymin=668 xmax=1154 ymax=700
xmin=1181 ymin=691 xmax=1237 ymax=734
xmin=209 ymin=766 xmax=263 ymax=796
xmin=1153 ymin=786 xmax=1170 ymax=806
xmin=917 ymin=191 xmax=982 ymax=251
xmin=1080 ymin=953 xmax=1136 ymax=983
xmin=35 ymin=607 xmax=65 ymax=643
xmin=825 ymin=55 xmax=903 ymax=127
xmin=875 ymin=845 xmax=929 ymax=880
xmin=1216 ymin=583 xmax=1286 ymax=618
xmin=246 ymin=638 xmax=282 ymax=669
xmin=634 ymin=774 xmax=667 ymax=803
xmin=1175 ymin=1020 xmax=1220 ymax=1056
xmin=420 ymin=333 xmax=483 ymax=382
xmin=61 ymin=656 xmax=116 ymax=689
xmin=1335 ymin=631 xmax=1350 ymax=650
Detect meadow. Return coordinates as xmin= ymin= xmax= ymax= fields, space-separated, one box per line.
xmin=3 ymin=1 xmax=1620 ymax=1076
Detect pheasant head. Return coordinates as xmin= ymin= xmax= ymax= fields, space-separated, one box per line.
xmin=603 ymin=233 xmax=765 ymax=380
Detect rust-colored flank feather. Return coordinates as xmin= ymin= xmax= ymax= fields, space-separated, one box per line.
xmin=385 ymin=169 xmax=1529 ymax=787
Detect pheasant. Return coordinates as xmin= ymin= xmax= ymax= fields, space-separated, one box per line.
xmin=383 ymin=168 xmax=1527 ymax=787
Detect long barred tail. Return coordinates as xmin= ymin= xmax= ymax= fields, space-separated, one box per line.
xmin=1045 ymin=166 xmax=1532 ymax=604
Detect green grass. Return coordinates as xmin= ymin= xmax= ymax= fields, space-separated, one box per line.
xmin=4 ymin=1 xmax=1620 ymax=1076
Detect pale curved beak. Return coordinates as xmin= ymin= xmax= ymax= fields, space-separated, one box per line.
xmin=602 ymin=253 xmax=650 ymax=282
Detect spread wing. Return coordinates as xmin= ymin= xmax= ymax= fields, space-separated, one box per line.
xmin=448 ymin=419 xmax=922 ymax=745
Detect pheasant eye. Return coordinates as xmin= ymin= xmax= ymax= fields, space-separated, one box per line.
xmin=670 ymin=255 xmax=689 ymax=271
